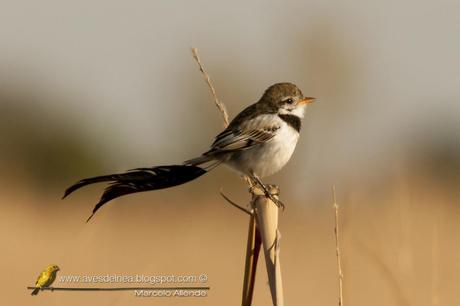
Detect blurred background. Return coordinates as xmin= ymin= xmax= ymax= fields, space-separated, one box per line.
xmin=1 ymin=0 xmax=459 ymax=305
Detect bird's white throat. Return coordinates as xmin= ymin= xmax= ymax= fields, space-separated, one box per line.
xmin=278 ymin=105 xmax=307 ymax=118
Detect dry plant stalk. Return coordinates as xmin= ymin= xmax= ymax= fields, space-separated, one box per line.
xmin=241 ymin=214 xmax=261 ymax=306
xmin=252 ymin=185 xmax=284 ymax=306
xmin=332 ymin=185 xmax=344 ymax=306
xmin=191 ymin=48 xmax=229 ymax=127
xmin=191 ymin=47 xmax=283 ymax=306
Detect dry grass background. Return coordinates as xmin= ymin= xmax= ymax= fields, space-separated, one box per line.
xmin=1 ymin=161 xmax=459 ymax=305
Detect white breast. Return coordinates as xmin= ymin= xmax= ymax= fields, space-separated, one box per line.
xmin=224 ymin=120 xmax=300 ymax=178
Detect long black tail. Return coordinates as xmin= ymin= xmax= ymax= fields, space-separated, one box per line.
xmin=63 ymin=163 xmax=216 ymax=222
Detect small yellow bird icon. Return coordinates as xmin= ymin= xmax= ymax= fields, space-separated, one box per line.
xmin=31 ymin=264 xmax=60 ymax=295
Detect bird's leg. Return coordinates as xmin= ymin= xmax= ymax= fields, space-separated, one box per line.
xmin=250 ymin=173 xmax=285 ymax=210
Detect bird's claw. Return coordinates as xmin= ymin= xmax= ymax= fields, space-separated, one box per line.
xmin=249 ymin=175 xmax=285 ymax=211
xmin=263 ymin=189 xmax=285 ymax=211
xmin=274 ymin=198 xmax=285 ymax=210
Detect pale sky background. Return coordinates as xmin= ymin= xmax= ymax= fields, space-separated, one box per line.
xmin=1 ymin=0 xmax=459 ymax=197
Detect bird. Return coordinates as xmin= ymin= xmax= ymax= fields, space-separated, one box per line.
xmin=31 ymin=264 xmax=60 ymax=295
xmin=63 ymin=82 xmax=315 ymax=221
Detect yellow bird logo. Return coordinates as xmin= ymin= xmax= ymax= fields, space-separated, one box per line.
xmin=31 ymin=264 xmax=60 ymax=295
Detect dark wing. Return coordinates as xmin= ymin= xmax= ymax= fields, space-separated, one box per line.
xmin=209 ymin=128 xmax=278 ymax=152
xmin=206 ymin=114 xmax=280 ymax=154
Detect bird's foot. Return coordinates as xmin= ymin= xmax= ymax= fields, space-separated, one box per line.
xmin=265 ymin=190 xmax=285 ymax=210
xmin=251 ymin=180 xmax=284 ymax=210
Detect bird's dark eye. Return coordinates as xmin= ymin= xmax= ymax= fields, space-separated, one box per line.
xmin=285 ymin=98 xmax=294 ymax=104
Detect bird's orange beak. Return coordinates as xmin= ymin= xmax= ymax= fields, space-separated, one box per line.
xmin=299 ymin=97 xmax=316 ymax=105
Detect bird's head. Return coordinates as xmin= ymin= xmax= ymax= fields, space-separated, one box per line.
xmin=47 ymin=264 xmax=60 ymax=272
xmin=261 ymin=83 xmax=315 ymax=118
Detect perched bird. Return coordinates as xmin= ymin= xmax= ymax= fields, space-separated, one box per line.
xmin=63 ymin=83 xmax=315 ymax=221
xmin=31 ymin=264 xmax=60 ymax=295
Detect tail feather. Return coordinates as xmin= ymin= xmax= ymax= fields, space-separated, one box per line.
xmin=63 ymin=164 xmax=209 ymax=222
xmin=31 ymin=287 xmax=40 ymax=295
xmin=184 ymin=155 xmax=214 ymax=166
xmin=62 ymin=173 xmax=132 ymax=199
